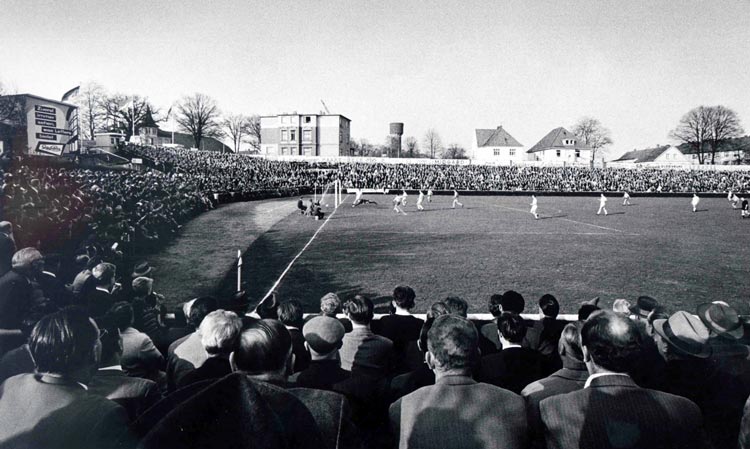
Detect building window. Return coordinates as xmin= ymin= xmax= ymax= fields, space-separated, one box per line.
xmin=339 ymin=131 xmax=343 ymax=143
xmin=575 ymin=149 xmax=580 ymax=158
xmin=302 ymin=129 xmax=311 ymax=142
xmin=305 ymin=116 xmax=311 ymax=123
xmin=494 ymin=149 xmax=501 ymax=156
xmin=303 ymin=146 xmax=313 ymax=155
xmin=509 ymin=148 xmax=516 ymax=156
xmin=556 ymin=149 xmax=561 ymax=157
xmin=281 ymin=130 xmax=288 ymax=141
xmin=290 ymin=130 xmax=296 ymax=142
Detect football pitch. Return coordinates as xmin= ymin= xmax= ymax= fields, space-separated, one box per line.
xmin=197 ymin=193 xmax=749 ymax=315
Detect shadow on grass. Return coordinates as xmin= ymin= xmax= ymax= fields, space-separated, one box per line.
xmin=215 ymin=215 xmax=394 ymax=313
xmin=538 ymin=214 xmax=568 ymax=220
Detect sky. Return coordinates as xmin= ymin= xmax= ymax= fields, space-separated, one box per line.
xmin=1 ymin=0 xmax=749 ymax=158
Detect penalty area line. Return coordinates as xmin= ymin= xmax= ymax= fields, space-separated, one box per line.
xmin=490 ymin=203 xmax=636 ymax=235
xmin=260 ymin=194 xmax=349 ymax=301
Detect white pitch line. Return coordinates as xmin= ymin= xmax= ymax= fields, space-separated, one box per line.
xmin=260 ymin=195 xmax=349 ymax=301
xmin=334 ymin=230 xmax=637 ymax=236
xmin=490 ymin=203 xmax=637 ymax=235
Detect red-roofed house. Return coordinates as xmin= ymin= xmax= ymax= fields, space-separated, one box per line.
xmin=472 ymin=126 xmax=526 ymax=163
xmin=527 ymin=127 xmax=591 ymax=164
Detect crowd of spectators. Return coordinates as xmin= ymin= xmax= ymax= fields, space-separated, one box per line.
xmin=3 ymin=268 xmax=750 ymax=449
xmin=3 ymin=149 xmax=750 ymax=448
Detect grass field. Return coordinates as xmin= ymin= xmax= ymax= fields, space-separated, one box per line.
xmin=158 ymin=193 xmax=750 ymax=315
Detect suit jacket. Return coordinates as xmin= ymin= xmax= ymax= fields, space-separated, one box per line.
xmin=88 ymin=368 xmax=162 ymax=422
xmin=288 ymin=327 xmax=312 ymax=373
xmin=139 ymin=374 xmax=305 ymax=449
xmin=540 ymin=374 xmax=709 ymax=449
xmin=390 ymin=374 xmax=528 ymax=449
xmin=374 ymin=314 xmax=423 ymax=374
xmin=522 ymin=318 xmax=566 ymax=357
xmin=340 ymin=327 xmax=393 ymax=376
xmin=479 ymin=321 xmax=502 ymax=355
xmin=85 ymin=288 xmax=114 ymax=318
xmin=290 ymin=359 xmax=351 ymax=391
xmin=521 ymin=359 xmax=589 ymax=449
xmin=120 ymin=327 xmax=164 ymax=378
xmin=0 ymin=232 xmax=14 ymax=277
xmin=166 ymin=332 xmax=207 ymax=392
xmin=477 ymin=346 xmax=544 ymax=394
xmin=0 ymin=373 xmax=135 ymax=449
xmin=289 ymin=387 xmax=362 ymax=449
xmin=0 ymin=269 xmax=33 ymax=329
xmin=175 ymin=356 xmax=232 ymax=390
xmin=0 ymin=344 xmax=35 ymax=384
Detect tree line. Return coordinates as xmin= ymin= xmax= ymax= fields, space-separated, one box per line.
xmin=68 ymin=82 xmax=261 ymax=153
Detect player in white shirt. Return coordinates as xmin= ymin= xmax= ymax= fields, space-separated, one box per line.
xmin=427 ymin=188 xmax=433 ymax=203
xmin=530 ymin=195 xmax=539 ymax=219
xmin=728 ymin=191 xmax=734 ymax=203
xmin=393 ymin=193 xmax=407 ymax=215
xmin=416 ymin=190 xmax=425 ymax=211
xmin=691 ymin=193 xmax=700 ymax=212
xmin=597 ymin=193 xmax=608 ymax=216
xmin=622 ymin=191 xmax=631 ymax=206
xmin=352 ymin=189 xmax=363 ymax=207
xmin=401 ymin=190 xmax=408 ymax=206
xmin=731 ymin=193 xmax=740 ymax=209
xmin=451 ymin=190 xmax=463 ymax=209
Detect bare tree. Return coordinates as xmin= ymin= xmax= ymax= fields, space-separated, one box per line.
xmin=223 ymin=113 xmax=252 ymax=153
xmin=0 ymin=80 xmax=23 ymax=124
xmin=405 ymin=136 xmax=419 ymax=158
xmin=442 ymin=143 xmax=467 ymax=159
xmin=706 ymin=105 xmax=744 ymax=164
xmin=76 ymin=82 xmax=106 ymax=140
xmin=175 ymin=93 xmax=223 ymax=150
xmin=572 ymin=117 xmax=613 ymax=164
xmin=670 ymin=106 xmax=712 ymax=164
xmin=102 ymin=94 xmax=155 ymax=140
xmin=247 ymin=115 xmax=261 ymax=152
xmin=423 ymin=128 xmax=442 ymax=159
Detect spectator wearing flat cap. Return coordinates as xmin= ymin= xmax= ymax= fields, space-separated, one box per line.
xmin=652 ymin=310 xmax=745 ymax=449
xmin=290 ymin=316 xmax=350 ymax=391
xmin=540 ymin=310 xmax=709 ymax=449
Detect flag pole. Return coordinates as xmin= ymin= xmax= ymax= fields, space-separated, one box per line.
xmin=237 ymin=249 xmax=243 ymax=292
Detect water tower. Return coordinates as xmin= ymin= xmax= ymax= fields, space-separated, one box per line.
xmin=389 ymin=122 xmax=404 ymax=158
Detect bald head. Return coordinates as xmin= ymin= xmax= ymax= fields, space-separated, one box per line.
xmin=581 ymin=310 xmax=642 ymax=373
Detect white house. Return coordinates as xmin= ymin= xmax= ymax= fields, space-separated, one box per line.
xmin=610 ymin=145 xmax=692 ymax=166
xmin=472 ymin=126 xmax=526 ymax=163
xmin=527 ymin=127 xmax=591 ymax=164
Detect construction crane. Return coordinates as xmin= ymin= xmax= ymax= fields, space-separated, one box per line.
xmin=320 ymin=100 xmax=331 ymax=114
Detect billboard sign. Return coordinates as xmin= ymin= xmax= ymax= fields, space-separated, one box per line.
xmin=23 ymin=96 xmax=78 ymax=156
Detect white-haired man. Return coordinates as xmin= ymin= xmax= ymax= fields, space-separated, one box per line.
xmin=174 ymin=309 xmax=242 ymax=389
xmin=0 ymin=247 xmax=44 ymax=329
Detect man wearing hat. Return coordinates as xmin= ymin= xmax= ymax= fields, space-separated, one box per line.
xmin=653 ymin=310 xmax=745 ymax=449
xmin=540 ymin=311 xmax=708 ymax=449
xmin=0 ymin=221 xmax=15 ymax=276
xmin=290 ymin=316 xmax=350 ymax=391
